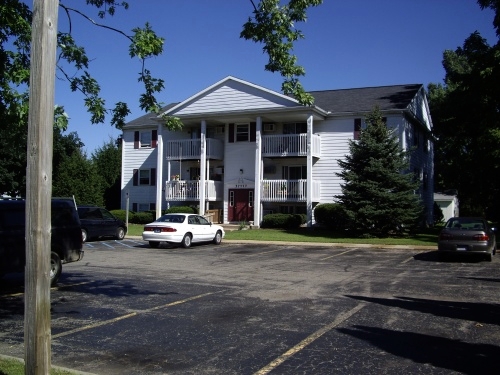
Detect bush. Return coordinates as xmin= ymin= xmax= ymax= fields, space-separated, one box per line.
xmin=132 ymin=211 xmax=156 ymax=224
xmin=110 ymin=209 xmax=130 ymax=222
xmin=314 ymin=203 xmax=349 ymax=230
xmin=261 ymin=213 xmax=304 ymax=229
xmin=166 ymin=206 xmax=196 ymax=214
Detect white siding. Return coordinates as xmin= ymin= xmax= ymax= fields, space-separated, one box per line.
xmin=171 ymin=81 xmax=297 ymax=116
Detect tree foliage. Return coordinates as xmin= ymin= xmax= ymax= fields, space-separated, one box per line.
xmin=0 ymin=0 xmax=321 ymax=196
xmin=336 ymin=107 xmax=422 ymax=236
xmin=428 ymin=1 xmax=500 ymax=220
xmin=241 ymin=0 xmax=323 ymax=105
xmin=91 ymin=138 xmax=122 ymax=209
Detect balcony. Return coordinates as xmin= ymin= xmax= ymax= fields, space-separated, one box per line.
xmin=165 ymin=180 xmax=223 ymax=201
xmin=261 ymin=179 xmax=320 ymax=202
xmin=166 ymin=139 xmax=224 ymax=160
xmin=262 ymin=134 xmax=321 ymax=158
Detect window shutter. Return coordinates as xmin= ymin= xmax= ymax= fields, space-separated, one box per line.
xmin=133 ymin=169 xmax=138 ymax=186
xmin=150 ymin=168 xmax=156 ymax=186
xmin=229 ymin=124 xmax=234 ymax=143
xmin=134 ymin=131 xmax=140 ymax=149
xmin=354 ymin=118 xmax=361 ymax=140
xmin=250 ymin=122 xmax=256 ymax=142
xmin=152 ymin=130 xmax=158 ymax=148
xmin=132 ymin=203 xmax=138 ymax=212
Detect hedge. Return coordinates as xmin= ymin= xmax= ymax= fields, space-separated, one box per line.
xmin=261 ymin=213 xmax=306 ymax=229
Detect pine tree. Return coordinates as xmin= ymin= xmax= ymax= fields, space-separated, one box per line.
xmin=336 ymin=106 xmax=422 ymax=236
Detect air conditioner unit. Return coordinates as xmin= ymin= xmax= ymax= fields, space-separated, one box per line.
xmin=264 ymin=123 xmax=275 ymax=132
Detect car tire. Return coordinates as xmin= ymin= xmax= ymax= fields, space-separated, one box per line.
xmin=149 ymin=241 xmax=160 ymax=248
xmin=181 ymin=233 xmax=192 ymax=248
xmin=213 ymin=230 xmax=222 ymax=245
xmin=486 ymin=253 xmax=493 ymax=262
xmin=81 ymin=229 xmax=88 ymax=243
xmin=50 ymin=252 xmax=62 ymax=286
xmin=116 ymin=227 xmax=126 ymax=240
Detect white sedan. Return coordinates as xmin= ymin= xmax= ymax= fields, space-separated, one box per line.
xmin=142 ymin=213 xmax=225 ymax=248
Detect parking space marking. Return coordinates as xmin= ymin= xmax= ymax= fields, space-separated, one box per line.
xmin=0 ymin=281 xmax=94 ymax=298
xmin=254 ymin=303 xmax=367 ymax=375
xmin=320 ymin=248 xmax=357 ymax=261
xmin=52 ymin=291 xmax=223 ymax=339
xmin=247 ymin=248 xmax=287 ymax=257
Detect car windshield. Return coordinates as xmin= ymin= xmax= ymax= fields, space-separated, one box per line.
xmin=156 ymin=215 xmax=185 ymax=223
xmin=446 ymin=218 xmax=485 ymax=230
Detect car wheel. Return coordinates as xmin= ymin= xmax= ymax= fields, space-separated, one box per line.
xmin=213 ymin=230 xmax=222 ymax=245
xmin=493 ymin=241 xmax=497 ymax=256
xmin=149 ymin=241 xmax=160 ymax=248
xmin=181 ymin=233 xmax=192 ymax=248
xmin=116 ymin=227 xmax=126 ymax=240
xmin=50 ymin=252 xmax=62 ymax=286
xmin=486 ymin=253 xmax=493 ymax=262
xmin=81 ymin=229 xmax=88 ymax=243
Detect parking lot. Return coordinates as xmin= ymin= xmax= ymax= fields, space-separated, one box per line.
xmin=1 ymin=239 xmax=499 ymax=374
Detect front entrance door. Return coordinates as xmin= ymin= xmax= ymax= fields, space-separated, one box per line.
xmin=228 ymin=189 xmax=254 ymax=222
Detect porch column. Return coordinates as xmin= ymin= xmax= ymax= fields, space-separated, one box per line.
xmin=155 ymin=122 xmax=163 ymax=219
xmin=199 ymin=120 xmax=207 ymax=215
xmin=306 ymin=114 xmax=314 ymax=227
xmin=166 ymin=160 xmax=171 ymax=209
xmin=254 ymin=116 xmax=262 ymax=227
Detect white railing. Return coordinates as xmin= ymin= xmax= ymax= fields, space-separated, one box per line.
xmin=165 ymin=180 xmax=223 ymax=201
xmin=261 ymin=179 xmax=320 ymax=202
xmin=166 ymin=138 xmax=224 ymax=160
xmin=262 ymin=134 xmax=321 ymax=158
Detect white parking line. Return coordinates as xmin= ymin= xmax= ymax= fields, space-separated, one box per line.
xmin=320 ymin=248 xmax=357 ymax=260
xmin=52 ymin=291 xmax=224 ymax=339
xmin=254 ymin=303 xmax=367 ymax=375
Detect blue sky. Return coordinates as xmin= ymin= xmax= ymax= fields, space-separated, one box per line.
xmin=53 ymin=0 xmax=498 ymax=154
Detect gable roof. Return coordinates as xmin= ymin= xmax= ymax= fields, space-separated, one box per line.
xmin=310 ymin=84 xmax=423 ymax=114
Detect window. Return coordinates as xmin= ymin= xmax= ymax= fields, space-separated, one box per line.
xmin=134 ymin=130 xmax=157 ymax=149
xmin=283 ymin=122 xmax=307 ymax=134
xmin=229 ymin=191 xmax=234 ymax=207
xmin=133 ymin=168 xmax=156 ymax=186
xmin=236 ymin=124 xmax=249 ymax=142
xmin=249 ymin=191 xmax=254 ymax=207
xmin=282 ymin=165 xmax=307 ymax=179
xmin=354 ymin=118 xmax=361 ymax=140
xmin=138 ymin=203 xmax=150 ymax=212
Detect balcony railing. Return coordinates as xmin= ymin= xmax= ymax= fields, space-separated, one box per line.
xmin=261 ymin=179 xmax=320 ymax=202
xmin=166 ymin=139 xmax=224 ymax=160
xmin=165 ymin=180 xmax=223 ymax=201
xmin=262 ymin=134 xmax=321 ymax=158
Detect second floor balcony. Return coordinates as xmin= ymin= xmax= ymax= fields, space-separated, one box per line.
xmin=166 ymin=139 xmax=224 ymax=161
xmin=166 ymin=180 xmax=223 ymax=201
xmin=261 ymin=179 xmax=321 ymax=202
xmin=262 ymin=134 xmax=321 ymax=158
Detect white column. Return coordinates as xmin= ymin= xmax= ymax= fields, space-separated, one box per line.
xmin=254 ymin=117 xmax=262 ymax=227
xmin=199 ymin=120 xmax=207 ymax=215
xmin=307 ymin=114 xmax=314 ymax=227
xmin=155 ymin=123 xmax=164 ymax=219
xmin=166 ymin=160 xmax=171 ymax=209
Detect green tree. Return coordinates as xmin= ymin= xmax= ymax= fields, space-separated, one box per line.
xmin=91 ymin=138 xmax=122 ymax=209
xmin=428 ymin=1 xmax=500 ymax=220
xmin=336 ymin=107 xmax=422 ymax=236
xmin=0 ymin=0 xmax=322 ymax=196
xmin=52 ymin=148 xmax=104 ymax=206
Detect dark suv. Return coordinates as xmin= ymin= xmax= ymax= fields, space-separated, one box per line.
xmin=77 ymin=205 xmax=127 ymax=243
xmin=0 ymin=198 xmax=84 ymax=285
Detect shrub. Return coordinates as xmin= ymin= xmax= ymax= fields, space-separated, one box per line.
xmin=166 ymin=206 xmax=196 ymax=214
xmin=132 ymin=211 xmax=155 ymax=224
xmin=261 ymin=213 xmax=303 ymax=229
xmin=314 ymin=203 xmax=349 ymax=230
xmin=110 ymin=209 xmax=130 ymax=222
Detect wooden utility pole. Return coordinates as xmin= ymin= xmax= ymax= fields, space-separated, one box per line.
xmin=25 ymin=0 xmax=59 ymax=373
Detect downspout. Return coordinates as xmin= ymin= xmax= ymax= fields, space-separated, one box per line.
xmin=155 ymin=122 xmax=163 ymax=219
xmin=254 ymin=117 xmax=262 ymax=227
xmin=306 ymin=113 xmax=313 ymax=227
xmin=199 ymin=120 xmax=207 ymax=215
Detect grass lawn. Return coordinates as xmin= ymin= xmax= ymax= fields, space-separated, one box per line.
xmin=127 ymin=223 xmax=439 ymax=247
xmin=0 ymin=357 xmax=74 ymax=375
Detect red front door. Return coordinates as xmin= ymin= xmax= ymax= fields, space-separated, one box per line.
xmin=228 ymin=189 xmax=254 ymax=222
